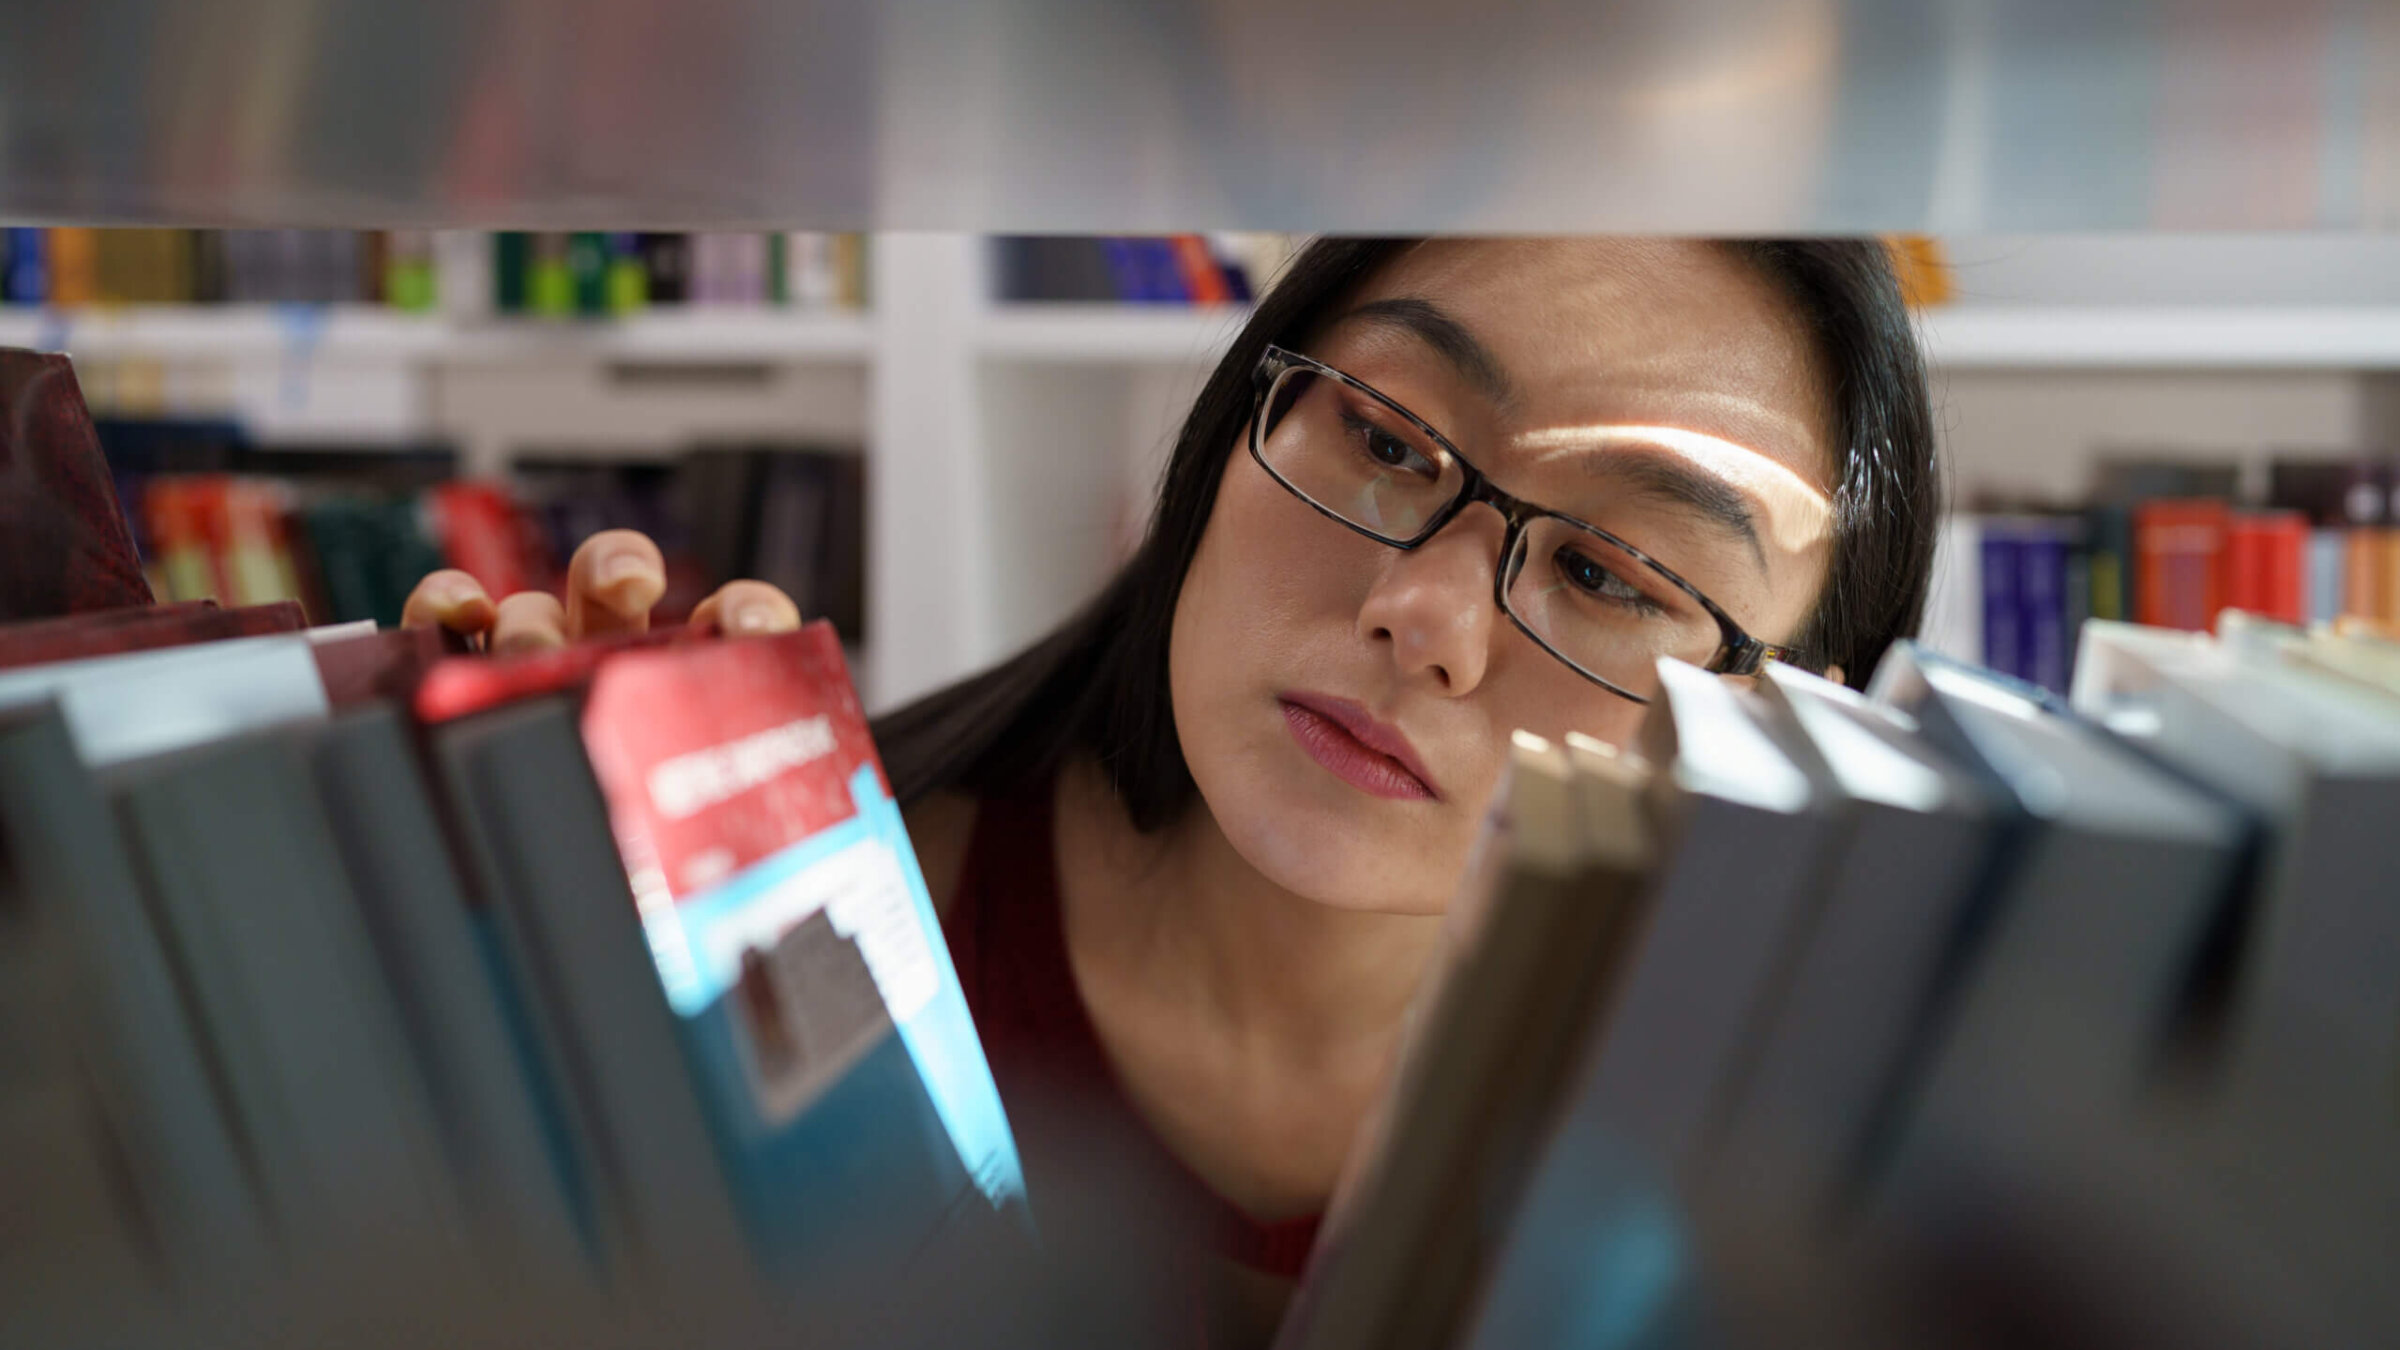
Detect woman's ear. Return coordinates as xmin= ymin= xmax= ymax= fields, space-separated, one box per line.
xmin=1825 ymin=664 xmax=1847 ymax=687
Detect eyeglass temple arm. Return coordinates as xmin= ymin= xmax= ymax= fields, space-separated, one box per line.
xmin=1715 ymin=639 xmax=1815 ymax=677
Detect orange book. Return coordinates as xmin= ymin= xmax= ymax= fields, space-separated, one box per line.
xmin=2381 ymin=527 xmax=2400 ymax=626
xmin=2345 ymin=528 xmax=2386 ymax=622
xmin=142 ymin=479 xmax=223 ymax=604
xmin=46 ymin=228 xmax=98 ymax=307
xmin=2134 ymin=499 xmax=2228 ymax=632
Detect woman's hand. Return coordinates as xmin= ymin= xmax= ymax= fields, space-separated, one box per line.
xmin=401 ymin=528 xmax=802 ymax=653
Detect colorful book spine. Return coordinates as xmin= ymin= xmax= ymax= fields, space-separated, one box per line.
xmin=2018 ymin=521 xmax=2071 ymax=693
xmin=383 ymin=230 xmax=437 ymax=312
xmin=567 ymin=232 xmax=610 ymax=317
xmin=2135 ymin=499 xmax=2229 ymax=632
xmin=604 ymin=233 xmax=647 ymax=315
xmin=47 ymin=228 xmax=98 ymax=307
xmin=1980 ymin=527 xmax=2023 ymax=681
xmin=2 ymin=227 xmax=44 ymax=303
xmin=528 ymin=233 xmax=574 ymax=318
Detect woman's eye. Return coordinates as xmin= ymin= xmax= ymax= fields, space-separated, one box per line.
xmin=1342 ymin=412 xmax=1438 ymax=478
xmin=1555 ymin=545 xmax=1660 ymax=612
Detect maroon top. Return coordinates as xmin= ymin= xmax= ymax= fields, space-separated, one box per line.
xmin=0 ymin=350 xmax=154 ymax=621
xmin=944 ymin=781 xmax=1323 ymax=1281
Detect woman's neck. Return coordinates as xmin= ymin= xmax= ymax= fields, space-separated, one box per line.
xmin=1054 ymin=757 xmax=1444 ymax=1071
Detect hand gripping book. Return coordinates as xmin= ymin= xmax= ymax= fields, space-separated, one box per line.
xmin=425 ymin=623 xmax=1021 ymax=1320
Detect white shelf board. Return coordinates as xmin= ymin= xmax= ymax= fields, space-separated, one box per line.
xmin=20 ymin=301 xmax=2400 ymax=375
xmin=977 ymin=302 xmax=2400 ymax=372
xmin=975 ymin=303 xmax=1250 ymax=364
xmin=0 ymin=305 xmax=874 ymax=365
xmin=1918 ymin=306 xmax=2400 ymax=370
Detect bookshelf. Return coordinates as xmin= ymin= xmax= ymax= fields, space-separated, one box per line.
xmin=22 ymin=233 xmax=2400 ymax=708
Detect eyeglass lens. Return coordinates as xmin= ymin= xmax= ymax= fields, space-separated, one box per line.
xmin=1257 ymin=362 xmax=1728 ymax=692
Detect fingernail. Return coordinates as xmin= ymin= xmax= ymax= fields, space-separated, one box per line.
xmin=728 ymin=602 xmax=775 ymax=634
xmin=597 ymin=552 xmax=651 ymax=588
xmin=432 ymin=578 xmax=483 ymax=609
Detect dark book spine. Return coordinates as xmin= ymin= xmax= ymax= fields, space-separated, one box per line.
xmin=638 ymin=233 xmax=689 ymax=303
xmin=493 ymin=232 xmax=532 ymax=313
xmin=188 ymin=231 xmax=228 ymax=304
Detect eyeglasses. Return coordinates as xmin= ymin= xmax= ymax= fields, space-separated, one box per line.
xmin=1249 ymin=344 xmax=1812 ymax=705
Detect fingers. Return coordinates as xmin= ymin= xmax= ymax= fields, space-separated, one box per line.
xmin=490 ymin=591 xmax=570 ymax=656
xmin=401 ymin=569 xmax=499 ymax=636
xmin=564 ymin=530 xmax=667 ymax=641
xmin=690 ymin=579 xmax=803 ymax=636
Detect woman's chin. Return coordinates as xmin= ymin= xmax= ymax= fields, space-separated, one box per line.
xmin=1211 ymin=762 xmax=1467 ymax=916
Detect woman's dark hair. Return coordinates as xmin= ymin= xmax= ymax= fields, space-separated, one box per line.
xmin=873 ymin=238 xmax=1939 ymax=830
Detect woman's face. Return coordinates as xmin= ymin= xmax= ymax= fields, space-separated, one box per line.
xmin=1168 ymin=239 xmax=1839 ymax=915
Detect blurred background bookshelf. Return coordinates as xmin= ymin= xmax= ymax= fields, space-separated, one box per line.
xmin=16 ymin=229 xmax=2400 ymax=710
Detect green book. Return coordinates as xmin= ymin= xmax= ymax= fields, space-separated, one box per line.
xmin=493 ymin=232 xmax=531 ymax=313
xmin=568 ymin=231 xmax=609 ymax=317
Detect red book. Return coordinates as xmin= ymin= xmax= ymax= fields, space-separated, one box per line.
xmin=412 ymin=625 xmax=697 ymax=724
xmin=2135 ymin=499 xmax=2228 ymax=632
xmin=2222 ymin=516 xmax=2264 ymax=618
xmin=573 ymin=621 xmax=1021 ymax=1205
xmin=0 ymin=349 xmax=155 ymax=621
xmin=2220 ymin=512 xmax=2309 ymax=627
xmin=428 ymin=482 xmax=554 ymax=601
xmin=2254 ymin=511 xmax=2309 ymax=624
xmin=0 ymin=599 xmax=307 ymax=672
xmin=1167 ymin=235 xmax=1233 ymax=305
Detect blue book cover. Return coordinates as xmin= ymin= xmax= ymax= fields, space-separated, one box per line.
xmin=1979 ymin=525 xmax=2024 ymax=682
xmin=3 ymin=227 xmax=45 ymax=304
xmin=2016 ymin=521 xmax=2071 ymax=695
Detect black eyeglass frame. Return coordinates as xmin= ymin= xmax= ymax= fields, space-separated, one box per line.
xmin=1248 ymin=343 xmax=1814 ymax=704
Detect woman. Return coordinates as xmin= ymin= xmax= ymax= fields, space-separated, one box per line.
xmin=406 ymin=237 xmax=1938 ymax=1336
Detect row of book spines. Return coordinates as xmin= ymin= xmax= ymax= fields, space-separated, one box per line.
xmin=491 ymin=232 xmax=868 ymax=315
xmin=1973 ymin=505 xmax=2400 ymax=691
xmin=2125 ymin=501 xmax=2400 ymax=631
xmin=0 ymin=229 xmax=868 ymax=313
xmin=126 ymin=476 xmax=537 ymax=631
xmin=991 ymin=235 xmax=1262 ymax=304
xmin=118 ymin=453 xmax=865 ymax=642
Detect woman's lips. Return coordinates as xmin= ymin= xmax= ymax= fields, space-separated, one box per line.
xmin=1277 ymin=693 xmax=1439 ymax=801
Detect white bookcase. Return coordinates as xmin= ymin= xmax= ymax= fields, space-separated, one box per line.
xmin=12 ymin=234 xmax=2400 ymax=709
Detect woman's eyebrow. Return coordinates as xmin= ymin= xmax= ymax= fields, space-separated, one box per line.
xmin=1340 ymin=297 xmax=1518 ymax=410
xmin=1588 ymin=451 xmax=1768 ymax=572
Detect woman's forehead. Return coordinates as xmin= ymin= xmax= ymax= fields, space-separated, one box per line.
xmin=1336 ymin=238 xmax=1836 ymax=495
